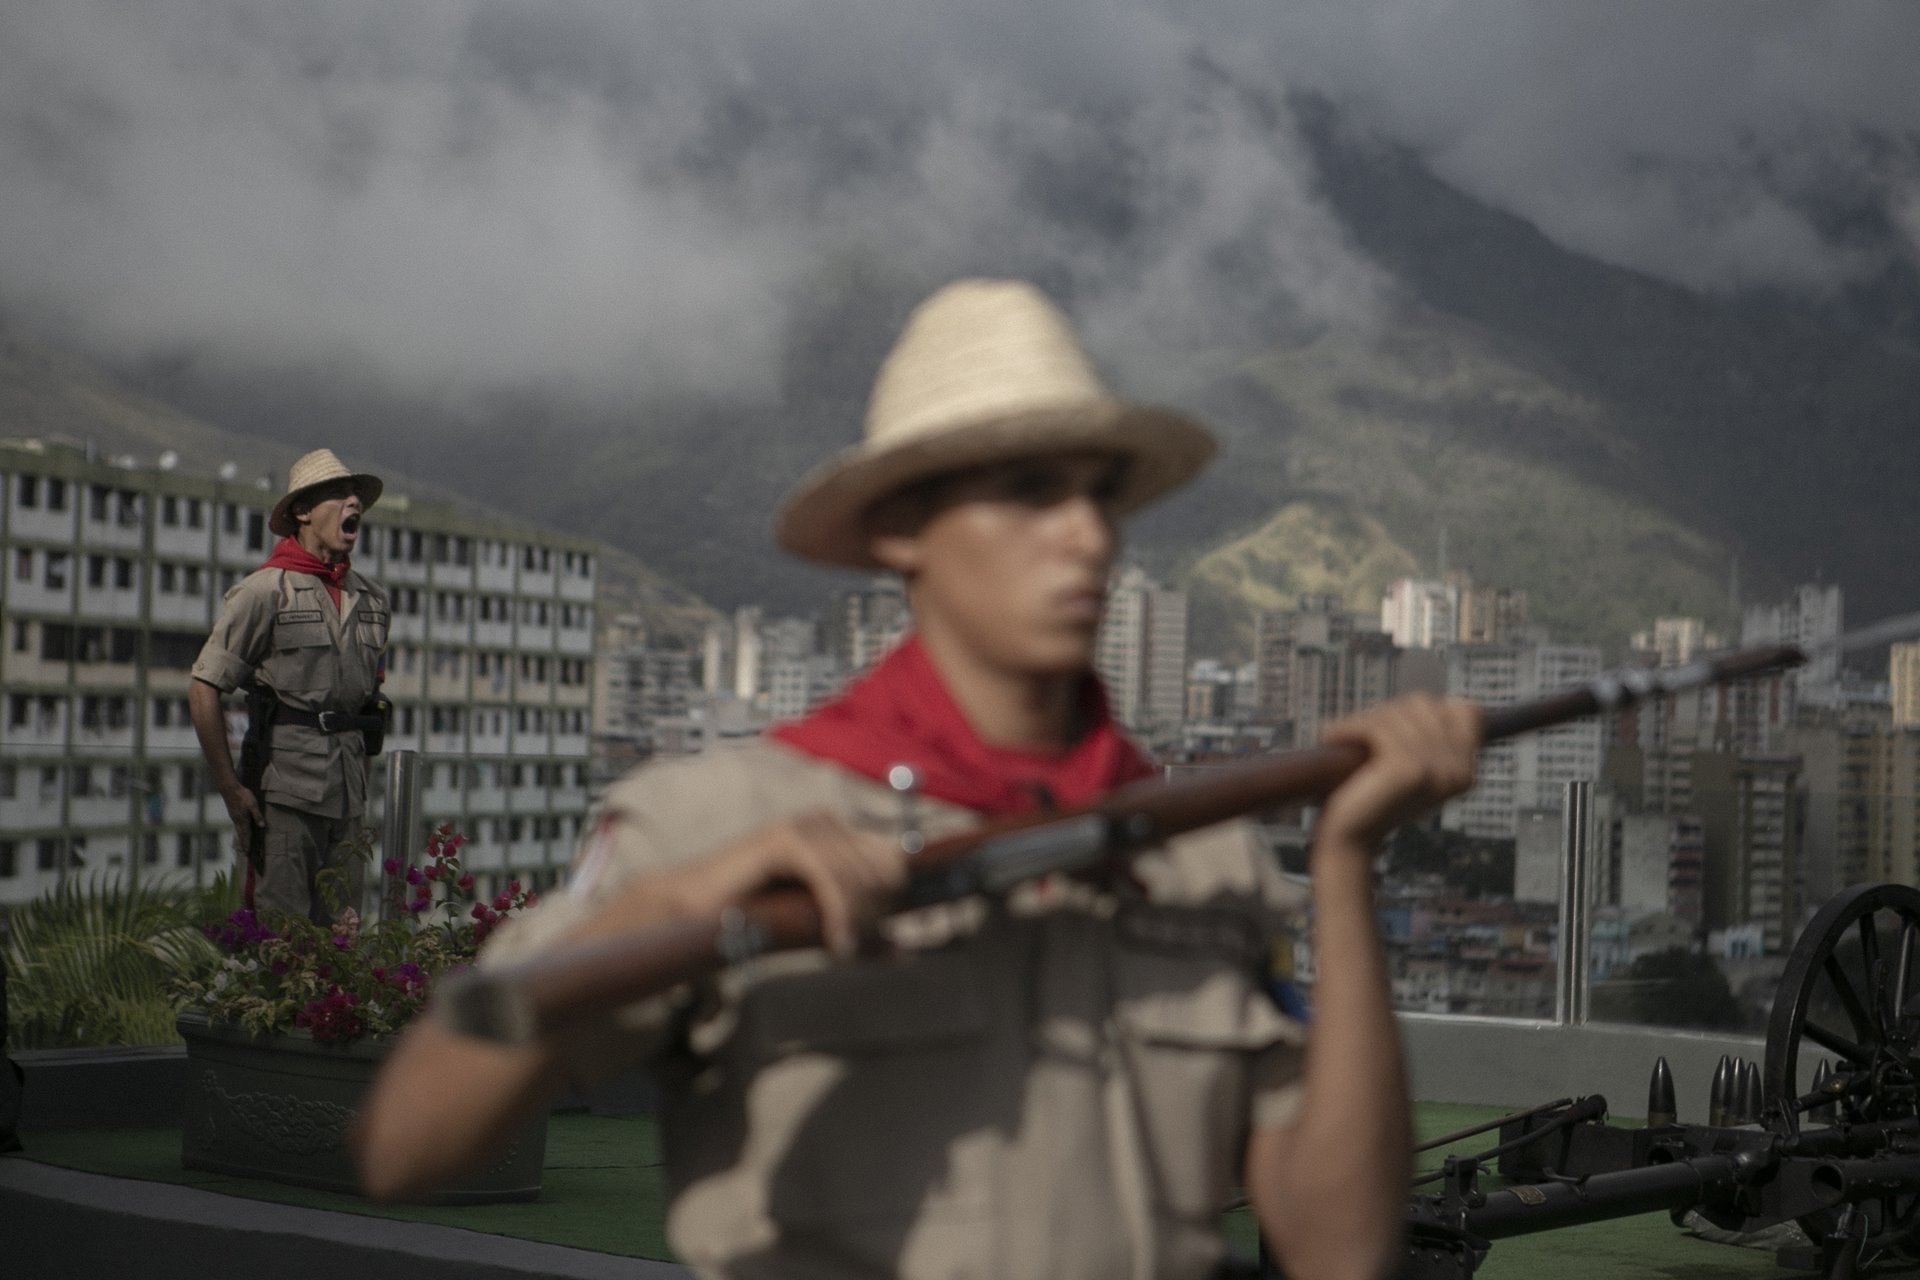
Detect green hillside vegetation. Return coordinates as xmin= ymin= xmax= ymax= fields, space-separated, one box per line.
xmin=1183 ymin=317 xmax=1739 ymax=658
xmin=1188 ymin=500 xmax=1417 ymax=653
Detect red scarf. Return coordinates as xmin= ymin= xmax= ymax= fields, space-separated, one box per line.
xmin=769 ymin=634 xmax=1157 ymax=817
xmin=261 ymin=536 xmax=350 ymax=609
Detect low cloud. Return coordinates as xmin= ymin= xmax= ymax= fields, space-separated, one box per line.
xmin=1 ymin=0 xmax=1914 ymax=419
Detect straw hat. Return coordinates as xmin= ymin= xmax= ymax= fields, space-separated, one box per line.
xmin=268 ymin=449 xmax=384 ymax=536
xmin=775 ymin=279 xmax=1217 ymax=568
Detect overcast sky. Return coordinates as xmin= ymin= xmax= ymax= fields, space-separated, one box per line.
xmin=2 ymin=0 xmax=1916 ymax=410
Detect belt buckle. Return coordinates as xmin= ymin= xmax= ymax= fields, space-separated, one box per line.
xmin=316 ymin=710 xmax=344 ymax=733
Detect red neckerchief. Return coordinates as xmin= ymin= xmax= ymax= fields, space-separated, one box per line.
xmin=261 ymin=536 xmax=350 ymax=609
xmin=769 ymin=634 xmax=1157 ymax=817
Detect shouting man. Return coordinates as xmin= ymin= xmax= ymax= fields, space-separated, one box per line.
xmin=190 ymin=449 xmax=390 ymax=922
xmin=354 ymin=281 xmax=1480 ymax=1280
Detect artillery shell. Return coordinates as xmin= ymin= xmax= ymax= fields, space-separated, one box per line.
xmin=1647 ymin=1055 xmax=1677 ymax=1128
xmin=1709 ymin=1056 xmax=1731 ymax=1127
xmin=1810 ymin=1059 xmax=1835 ymax=1124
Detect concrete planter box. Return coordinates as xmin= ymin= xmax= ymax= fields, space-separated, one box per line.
xmin=177 ymin=1011 xmax=545 ymax=1203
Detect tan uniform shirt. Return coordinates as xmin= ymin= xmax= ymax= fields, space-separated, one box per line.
xmin=482 ymin=741 xmax=1308 ymax=1280
xmin=190 ymin=566 xmax=390 ymax=819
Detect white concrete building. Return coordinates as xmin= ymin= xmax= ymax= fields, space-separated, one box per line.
xmin=1442 ymin=642 xmax=1603 ymax=839
xmin=1096 ymin=566 xmax=1188 ymax=736
xmin=1380 ymin=578 xmax=1458 ymax=650
xmin=1743 ymin=584 xmax=1842 ymax=709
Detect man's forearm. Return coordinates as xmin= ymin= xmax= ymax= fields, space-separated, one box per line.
xmin=1251 ymin=842 xmax=1410 ymax=1280
xmin=353 ymin=1019 xmax=566 ymax=1200
xmin=187 ymin=679 xmax=243 ymax=797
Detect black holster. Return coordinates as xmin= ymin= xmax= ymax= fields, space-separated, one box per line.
xmin=359 ymin=692 xmax=392 ymax=757
xmin=237 ymin=684 xmax=276 ymax=874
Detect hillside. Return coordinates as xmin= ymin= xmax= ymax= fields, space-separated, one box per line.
xmin=1176 ymin=316 xmax=1740 ymax=657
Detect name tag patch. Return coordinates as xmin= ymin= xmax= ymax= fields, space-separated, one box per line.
xmin=1113 ymin=903 xmax=1265 ymax=966
xmin=277 ymin=609 xmax=325 ymax=625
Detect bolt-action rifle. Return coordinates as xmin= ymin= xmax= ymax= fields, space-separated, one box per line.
xmin=438 ymin=642 xmax=1809 ymax=1045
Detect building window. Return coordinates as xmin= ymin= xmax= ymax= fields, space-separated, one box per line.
xmin=159 ymin=563 xmax=177 ymax=592
xmin=12 ymin=548 xmax=30 ymax=582
xmin=186 ymin=497 xmax=204 ymax=528
xmin=0 ymin=842 xmax=16 ymax=878
xmin=37 ymin=839 xmax=59 ymax=871
xmin=89 ymin=484 xmax=111 ymax=522
xmin=183 ymin=565 xmax=202 ymax=594
xmin=45 ymin=551 xmax=68 ymax=589
xmin=246 ymin=510 xmax=266 ymax=550
xmin=87 ymin=554 xmax=107 ymax=588
xmin=47 ymin=478 xmax=67 ymax=511
xmin=17 ymin=475 xmax=38 ymax=507
xmin=0 ymin=764 xmax=13 ymax=798
xmin=142 ymin=834 xmax=160 ymax=865
xmin=161 ymin=495 xmax=180 ymax=525
xmin=177 ymin=834 xmax=194 ymax=867
xmin=114 ymin=557 xmax=135 ymax=589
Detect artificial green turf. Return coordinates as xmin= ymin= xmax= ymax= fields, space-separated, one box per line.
xmin=18 ymin=1111 xmax=676 ymax=1261
xmin=19 ymin=1104 xmax=1789 ymax=1276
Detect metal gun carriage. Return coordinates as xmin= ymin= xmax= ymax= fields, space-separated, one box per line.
xmin=1397 ymin=882 xmax=1920 ymax=1280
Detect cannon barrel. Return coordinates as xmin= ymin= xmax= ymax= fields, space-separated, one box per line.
xmin=1803 ymin=1154 xmax=1920 ymax=1208
xmin=1464 ymin=1153 xmax=1760 ymax=1239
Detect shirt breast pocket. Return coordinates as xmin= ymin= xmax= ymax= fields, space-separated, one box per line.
xmin=357 ymin=610 xmax=389 ymax=651
xmin=272 ymin=613 xmax=334 ymax=697
xmin=676 ymin=949 xmax=997 ymax=1229
xmin=1112 ymin=921 xmax=1305 ymax=1222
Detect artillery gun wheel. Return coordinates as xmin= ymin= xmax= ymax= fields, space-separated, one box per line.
xmin=1763 ymin=882 xmax=1920 ymax=1263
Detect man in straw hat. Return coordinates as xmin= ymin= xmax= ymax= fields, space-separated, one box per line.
xmin=189 ymin=448 xmax=390 ymax=922
xmin=354 ymin=280 xmax=1480 ymax=1279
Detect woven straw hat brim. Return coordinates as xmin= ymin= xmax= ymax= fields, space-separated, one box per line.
xmin=775 ymin=400 xmax=1216 ymax=569
xmin=268 ymin=472 xmax=384 ymax=536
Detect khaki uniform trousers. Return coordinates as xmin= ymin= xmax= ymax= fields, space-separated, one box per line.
xmin=258 ymin=803 xmax=365 ymax=923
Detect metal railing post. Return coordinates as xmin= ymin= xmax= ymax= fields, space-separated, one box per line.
xmin=380 ymin=750 xmax=421 ymax=921
xmin=1555 ymin=779 xmax=1593 ymax=1026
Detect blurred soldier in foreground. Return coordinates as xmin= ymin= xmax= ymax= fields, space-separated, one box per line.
xmin=353 ymin=280 xmax=1480 ymax=1280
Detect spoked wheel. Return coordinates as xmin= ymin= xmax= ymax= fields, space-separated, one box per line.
xmin=1763 ymin=883 xmax=1920 ymax=1265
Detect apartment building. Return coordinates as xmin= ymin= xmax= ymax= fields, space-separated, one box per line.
xmin=0 ymin=439 xmax=602 ymax=906
xmin=1441 ymin=642 xmax=1603 ymax=838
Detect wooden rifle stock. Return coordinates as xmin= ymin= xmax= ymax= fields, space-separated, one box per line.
xmin=437 ymin=642 xmax=1805 ymax=1044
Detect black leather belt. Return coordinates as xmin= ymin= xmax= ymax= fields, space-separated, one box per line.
xmin=277 ymin=706 xmax=382 ymax=734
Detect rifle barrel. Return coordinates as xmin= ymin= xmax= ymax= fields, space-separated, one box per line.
xmin=440 ymin=642 xmax=1808 ymax=1043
